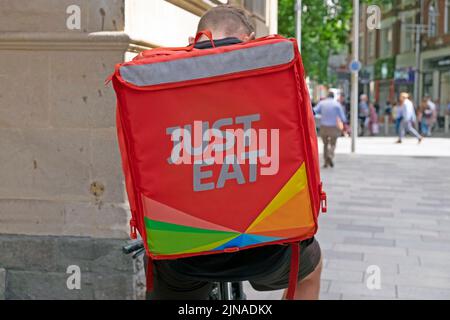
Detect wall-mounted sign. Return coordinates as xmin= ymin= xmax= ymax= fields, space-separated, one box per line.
xmin=429 ymin=56 xmax=450 ymax=69
xmin=437 ymin=59 xmax=450 ymax=67
xmin=394 ymin=68 xmax=415 ymax=83
xmin=349 ymin=60 xmax=362 ymax=73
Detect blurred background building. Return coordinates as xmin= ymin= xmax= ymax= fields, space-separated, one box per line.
xmin=348 ymin=0 xmax=450 ymax=118
xmin=0 ymin=0 xmax=278 ymax=300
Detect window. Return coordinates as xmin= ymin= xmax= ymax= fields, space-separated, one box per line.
xmin=428 ymin=0 xmax=438 ymax=37
xmin=440 ymin=71 xmax=450 ymax=116
xmin=368 ymin=30 xmax=376 ymax=58
xmin=401 ymin=0 xmax=415 ymax=8
xmin=380 ymin=26 xmax=392 ymax=57
xmin=243 ymin=0 xmax=266 ymax=20
xmin=359 ymin=34 xmax=365 ymax=60
xmin=383 ymin=3 xmax=393 ymax=12
xmin=401 ymin=16 xmax=415 ymax=53
xmin=423 ymin=72 xmax=433 ymax=98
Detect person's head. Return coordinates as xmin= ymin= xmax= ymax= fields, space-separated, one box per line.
xmin=189 ymin=5 xmax=256 ymax=44
xmin=399 ymin=92 xmax=409 ymax=104
xmin=327 ymin=91 xmax=335 ymax=99
xmin=360 ymin=94 xmax=368 ymax=102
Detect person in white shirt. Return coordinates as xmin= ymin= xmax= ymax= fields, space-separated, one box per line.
xmin=426 ymin=96 xmax=437 ymax=135
xmin=397 ymin=92 xmax=423 ymax=144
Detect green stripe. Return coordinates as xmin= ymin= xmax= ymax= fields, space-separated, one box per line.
xmin=145 ymin=218 xmax=237 ymax=235
xmin=144 ymin=217 xmax=240 ymax=255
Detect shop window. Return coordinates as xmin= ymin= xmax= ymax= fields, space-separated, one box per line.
xmin=428 ymin=0 xmax=438 ymax=37
xmin=401 ymin=16 xmax=415 ymax=53
xmin=368 ymin=30 xmax=376 ymax=58
xmin=380 ymin=26 xmax=392 ymax=57
xmin=401 ymin=0 xmax=415 ymax=7
xmin=440 ymin=71 xmax=450 ymax=116
xmin=359 ymin=34 xmax=365 ymax=60
xmin=423 ymin=72 xmax=433 ymax=98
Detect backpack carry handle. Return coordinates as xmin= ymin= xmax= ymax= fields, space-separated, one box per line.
xmin=190 ymin=30 xmax=216 ymax=50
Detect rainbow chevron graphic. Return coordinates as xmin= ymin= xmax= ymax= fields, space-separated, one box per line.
xmin=142 ymin=163 xmax=315 ymax=256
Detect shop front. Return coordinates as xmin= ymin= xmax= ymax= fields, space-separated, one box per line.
xmin=375 ymin=57 xmax=396 ymax=111
xmin=422 ymin=53 xmax=450 ymax=117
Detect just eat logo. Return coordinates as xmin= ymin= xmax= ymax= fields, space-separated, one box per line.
xmin=166 ymin=114 xmax=280 ymax=192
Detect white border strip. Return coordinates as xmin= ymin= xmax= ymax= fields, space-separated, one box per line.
xmin=120 ymin=41 xmax=294 ymax=86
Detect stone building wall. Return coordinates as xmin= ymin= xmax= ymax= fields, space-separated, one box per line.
xmin=0 ymin=0 xmax=140 ymax=300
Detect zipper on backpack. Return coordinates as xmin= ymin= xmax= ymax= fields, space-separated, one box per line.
xmin=130 ymin=218 xmax=137 ymax=239
xmin=319 ymin=182 xmax=327 ymax=213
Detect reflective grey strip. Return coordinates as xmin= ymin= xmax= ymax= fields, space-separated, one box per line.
xmin=120 ymin=41 xmax=294 ymax=87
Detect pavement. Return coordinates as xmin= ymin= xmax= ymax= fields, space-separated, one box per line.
xmin=244 ymin=137 xmax=450 ymax=300
xmin=327 ymin=136 xmax=450 ymax=158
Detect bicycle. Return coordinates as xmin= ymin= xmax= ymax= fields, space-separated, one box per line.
xmin=122 ymin=240 xmax=246 ymax=300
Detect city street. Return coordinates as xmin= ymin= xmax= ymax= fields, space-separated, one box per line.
xmin=245 ymin=137 xmax=450 ymax=300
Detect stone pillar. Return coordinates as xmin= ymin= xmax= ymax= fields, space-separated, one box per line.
xmin=0 ymin=0 xmax=145 ymax=300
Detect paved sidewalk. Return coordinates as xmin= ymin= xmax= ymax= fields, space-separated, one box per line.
xmin=245 ymin=138 xmax=450 ymax=300
xmin=327 ymin=136 xmax=450 ymax=158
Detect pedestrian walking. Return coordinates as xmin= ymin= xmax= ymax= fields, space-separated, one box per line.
xmin=396 ymin=92 xmax=423 ymax=144
xmin=358 ymin=94 xmax=369 ymax=136
xmin=314 ymin=91 xmax=347 ymax=168
xmin=368 ymin=102 xmax=379 ymax=136
xmin=425 ymin=95 xmax=437 ymax=136
xmin=338 ymin=94 xmax=350 ymax=137
xmin=393 ymin=101 xmax=403 ymax=135
xmin=419 ymin=97 xmax=434 ymax=137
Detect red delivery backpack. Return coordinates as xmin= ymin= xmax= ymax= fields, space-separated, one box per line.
xmin=111 ymin=31 xmax=327 ymax=299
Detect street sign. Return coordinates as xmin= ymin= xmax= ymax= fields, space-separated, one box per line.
xmin=349 ymin=60 xmax=361 ymax=72
xmin=349 ymin=60 xmax=361 ymax=73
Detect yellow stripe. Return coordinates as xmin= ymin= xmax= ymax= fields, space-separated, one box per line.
xmin=246 ymin=163 xmax=308 ymax=231
xmin=175 ymin=235 xmax=240 ymax=254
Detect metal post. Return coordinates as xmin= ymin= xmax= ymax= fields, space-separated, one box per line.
xmin=445 ymin=115 xmax=449 ymax=135
xmin=384 ymin=115 xmax=389 ymax=136
xmin=220 ymin=282 xmax=232 ymax=300
xmin=295 ymin=0 xmax=302 ymax=51
xmin=351 ymin=0 xmax=360 ymax=153
xmin=414 ymin=0 xmax=423 ymax=108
